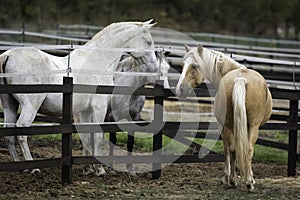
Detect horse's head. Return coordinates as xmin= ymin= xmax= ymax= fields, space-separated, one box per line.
xmin=156 ymin=51 xmax=171 ymax=88
xmin=86 ymin=20 xmax=158 ymax=75
xmin=123 ymin=50 xmax=170 ymax=88
xmin=175 ymin=44 xmax=205 ymax=98
xmin=121 ymin=20 xmax=159 ymax=77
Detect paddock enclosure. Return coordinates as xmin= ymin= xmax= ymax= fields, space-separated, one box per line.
xmin=0 ymin=26 xmax=299 ymax=191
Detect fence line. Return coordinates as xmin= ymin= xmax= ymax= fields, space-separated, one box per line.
xmin=1 ymin=28 xmax=300 ymax=57
xmin=55 ymin=24 xmax=300 ymax=47
xmin=0 ymin=77 xmax=298 ymax=185
xmin=0 ymin=26 xmax=299 ymax=182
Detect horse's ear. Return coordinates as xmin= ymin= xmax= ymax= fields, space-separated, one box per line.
xmin=197 ymin=44 xmax=203 ymax=54
xmin=144 ymin=19 xmax=154 ymax=25
xmin=164 ymin=51 xmax=171 ymax=57
xmin=184 ymin=44 xmax=191 ymax=52
xmin=143 ymin=19 xmax=157 ymax=28
xmin=155 ymin=51 xmax=171 ymax=57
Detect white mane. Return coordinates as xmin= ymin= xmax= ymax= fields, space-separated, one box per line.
xmin=84 ymin=20 xmax=156 ymax=48
xmin=85 ymin=22 xmax=145 ymax=47
xmin=69 ymin=21 xmax=155 ymax=77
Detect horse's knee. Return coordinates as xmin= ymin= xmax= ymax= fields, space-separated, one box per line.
xmin=17 ymin=135 xmax=28 ymax=144
xmin=5 ymin=136 xmax=15 ymax=145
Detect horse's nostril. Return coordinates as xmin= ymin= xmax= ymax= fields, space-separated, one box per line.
xmin=180 ymin=84 xmax=184 ymax=91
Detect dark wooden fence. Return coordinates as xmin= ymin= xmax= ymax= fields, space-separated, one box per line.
xmin=0 ymin=77 xmax=299 ymax=185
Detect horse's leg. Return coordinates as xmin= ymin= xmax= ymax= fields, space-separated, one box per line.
xmin=229 ymin=147 xmax=237 ymax=187
xmin=221 ymin=139 xmax=230 ymax=186
xmin=106 ymin=112 xmax=116 ymax=173
xmin=220 ymin=126 xmax=234 ymax=187
xmin=15 ymin=94 xmax=46 ymax=173
xmin=245 ymin=126 xmax=259 ymax=192
xmin=92 ymin=131 xmax=106 ymax=176
xmin=126 ymin=113 xmax=141 ymax=175
xmin=109 ymin=132 xmax=117 ymax=156
xmin=90 ymin=104 xmax=107 ymax=176
xmin=78 ymin=111 xmax=95 ymax=175
xmin=108 ymin=131 xmax=117 ymax=173
xmin=126 ymin=130 xmax=135 ymax=175
xmin=1 ymin=94 xmax=19 ymax=161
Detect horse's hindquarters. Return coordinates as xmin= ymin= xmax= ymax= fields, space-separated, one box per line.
xmin=214 ymin=69 xmax=272 ymax=129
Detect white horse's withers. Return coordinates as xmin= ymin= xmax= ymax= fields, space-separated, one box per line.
xmin=0 ymin=20 xmax=158 ymax=175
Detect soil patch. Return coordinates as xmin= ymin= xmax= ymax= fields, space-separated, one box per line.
xmin=0 ymin=139 xmax=299 ymax=199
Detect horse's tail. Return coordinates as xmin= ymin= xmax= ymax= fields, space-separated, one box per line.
xmin=232 ymin=77 xmax=248 ymax=179
xmin=0 ymin=53 xmax=9 ymax=84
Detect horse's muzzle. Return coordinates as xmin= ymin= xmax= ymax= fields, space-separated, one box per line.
xmin=175 ymin=84 xmax=190 ymax=99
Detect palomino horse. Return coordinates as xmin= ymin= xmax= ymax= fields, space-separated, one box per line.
xmin=176 ymin=44 xmax=272 ymax=192
xmin=0 ymin=20 xmax=158 ymax=176
xmin=106 ymin=51 xmax=170 ymax=174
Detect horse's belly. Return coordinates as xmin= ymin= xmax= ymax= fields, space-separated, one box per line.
xmin=39 ymin=94 xmax=63 ymax=117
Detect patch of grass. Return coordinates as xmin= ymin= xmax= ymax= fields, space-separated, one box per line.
xmin=32 ymin=134 xmax=62 ymax=140
xmin=31 ymin=130 xmax=289 ymax=164
xmin=110 ymin=132 xmax=189 ymax=153
xmin=260 ymin=130 xmax=289 ymax=143
xmin=192 ymin=137 xmax=288 ymax=164
xmin=253 ymin=145 xmax=288 ymax=164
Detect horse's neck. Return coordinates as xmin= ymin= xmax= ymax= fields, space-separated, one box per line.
xmin=68 ymin=40 xmax=123 ymax=73
xmin=67 ymin=24 xmax=137 ymax=71
xmin=115 ymin=57 xmax=149 ymax=87
xmin=203 ymin=49 xmax=245 ymax=86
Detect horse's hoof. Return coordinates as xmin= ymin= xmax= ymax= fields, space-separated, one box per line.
xmin=31 ymin=169 xmax=41 ymax=174
xmin=23 ymin=169 xmax=40 ymax=174
xmin=246 ymin=184 xmax=255 ymax=192
xmin=228 ymin=180 xmax=237 ymax=188
xmin=107 ymin=167 xmax=116 ymax=175
xmin=127 ymin=168 xmax=137 ymax=176
xmin=220 ymin=176 xmax=228 ymax=185
xmin=95 ymin=169 xmax=106 ymax=176
xmin=83 ymin=168 xmax=95 ymax=175
xmin=246 ymin=178 xmax=255 ymax=192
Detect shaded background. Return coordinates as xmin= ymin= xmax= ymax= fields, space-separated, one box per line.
xmin=0 ymin=0 xmax=299 ymax=39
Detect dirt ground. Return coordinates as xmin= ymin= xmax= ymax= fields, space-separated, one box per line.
xmin=0 ymin=139 xmax=299 ymax=200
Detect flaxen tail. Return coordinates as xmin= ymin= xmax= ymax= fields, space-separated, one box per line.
xmin=232 ymin=77 xmax=248 ymax=180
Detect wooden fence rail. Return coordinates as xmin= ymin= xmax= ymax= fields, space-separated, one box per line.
xmin=0 ymin=77 xmax=299 ymax=185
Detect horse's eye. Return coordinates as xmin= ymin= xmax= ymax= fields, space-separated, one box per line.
xmin=192 ymin=64 xmax=198 ymax=69
xmin=181 ymin=61 xmax=185 ymax=67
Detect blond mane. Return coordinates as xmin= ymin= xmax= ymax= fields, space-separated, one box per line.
xmin=192 ymin=47 xmax=246 ymax=85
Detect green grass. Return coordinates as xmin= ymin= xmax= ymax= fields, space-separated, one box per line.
xmin=110 ymin=132 xmax=189 ymax=153
xmin=193 ymin=138 xmax=288 ymax=164
xmin=30 ymin=130 xmax=289 ymax=164
xmin=107 ymin=131 xmax=289 ymax=164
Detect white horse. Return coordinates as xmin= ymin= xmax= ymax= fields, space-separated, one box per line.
xmin=0 ymin=20 xmax=158 ymax=175
xmin=106 ymin=51 xmax=170 ymax=174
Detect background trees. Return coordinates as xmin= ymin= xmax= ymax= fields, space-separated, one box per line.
xmin=0 ymin=0 xmax=299 ymax=39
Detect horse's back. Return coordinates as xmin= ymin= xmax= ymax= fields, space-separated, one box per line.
xmin=1 ymin=47 xmax=65 ymax=84
xmin=215 ymin=68 xmax=272 ymax=129
xmin=4 ymin=47 xmax=51 ymax=68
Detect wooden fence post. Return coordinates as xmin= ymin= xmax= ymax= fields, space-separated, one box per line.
xmin=288 ymin=99 xmax=298 ymax=176
xmin=152 ymin=80 xmax=164 ymax=179
xmin=62 ymin=77 xmax=73 ymax=184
